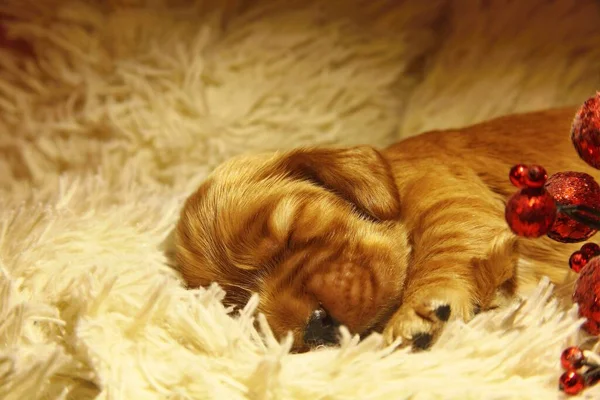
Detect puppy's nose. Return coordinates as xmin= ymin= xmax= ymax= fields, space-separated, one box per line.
xmin=303 ymin=308 xmax=340 ymax=347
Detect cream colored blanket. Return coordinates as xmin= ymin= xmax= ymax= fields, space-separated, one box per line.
xmin=1 ymin=1 xmax=600 ymax=398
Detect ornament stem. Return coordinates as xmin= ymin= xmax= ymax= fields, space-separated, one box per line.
xmin=557 ymin=204 xmax=600 ymax=230
xmin=583 ymin=365 xmax=600 ymax=386
xmin=582 ymin=360 xmax=600 ymax=369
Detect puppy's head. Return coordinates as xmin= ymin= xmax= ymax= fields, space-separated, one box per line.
xmin=175 ymin=146 xmax=411 ymax=350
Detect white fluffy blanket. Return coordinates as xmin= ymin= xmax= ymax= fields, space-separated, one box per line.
xmin=1 ymin=1 xmax=600 ymax=398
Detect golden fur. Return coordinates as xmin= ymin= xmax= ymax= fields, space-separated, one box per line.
xmin=175 ymin=107 xmax=592 ymax=351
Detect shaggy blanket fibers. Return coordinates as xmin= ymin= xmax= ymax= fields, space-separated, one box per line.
xmin=1 ymin=0 xmax=600 ymax=398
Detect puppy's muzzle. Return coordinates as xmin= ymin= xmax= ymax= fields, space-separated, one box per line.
xmin=303 ymin=307 xmax=340 ymax=347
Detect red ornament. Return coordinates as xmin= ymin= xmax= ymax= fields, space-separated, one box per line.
xmin=509 ymin=164 xmax=549 ymax=189
xmin=505 ymin=188 xmax=557 ymax=238
xmin=581 ymin=242 xmax=600 ymax=259
xmin=509 ymin=164 xmax=529 ymax=188
xmin=546 ymin=172 xmax=600 ymax=207
xmin=572 ymin=93 xmax=600 ymax=169
xmin=544 ymin=172 xmax=600 ymax=243
xmin=570 ymin=251 xmax=588 ymax=273
xmin=561 ymin=346 xmax=585 ymax=370
xmin=525 ymin=165 xmax=548 ymax=189
xmin=569 ymin=243 xmax=600 ymax=273
xmin=559 ymin=370 xmax=586 ymax=395
xmin=573 ymin=257 xmax=600 ymax=335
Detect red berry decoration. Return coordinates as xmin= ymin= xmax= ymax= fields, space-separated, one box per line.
xmin=569 ymin=243 xmax=600 ymax=273
xmin=573 ymin=257 xmax=600 ymax=335
xmin=503 ymin=100 xmax=600 ymax=398
xmin=509 ymin=164 xmax=529 ymax=188
xmin=561 ymin=346 xmax=585 ymax=370
xmin=505 ymin=188 xmax=557 ymax=238
xmin=581 ymin=242 xmax=600 ymax=259
xmin=570 ymin=251 xmax=588 ymax=273
xmin=559 ymin=370 xmax=586 ymax=395
xmin=572 ymin=92 xmax=600 ymax=169
xmin=509 ymin=164 xmax=548 ymax=189
xmin=525 ymin=165 xmax=548 ymax=189
xmin=544 ymin=171 xmax=600 ymax=243
xmin=505 ymin=96 xmax=600 ymax=398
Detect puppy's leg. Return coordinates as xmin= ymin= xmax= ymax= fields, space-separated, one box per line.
xmin=383 ymin=167 xmax=517 ymax=349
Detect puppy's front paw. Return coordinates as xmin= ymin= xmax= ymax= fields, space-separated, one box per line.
xmin=382 ymin=289 xmax=473 ymax=350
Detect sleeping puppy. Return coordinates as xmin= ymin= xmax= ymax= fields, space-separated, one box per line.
xmin=175 ymin=107 xmax=592 ymax=351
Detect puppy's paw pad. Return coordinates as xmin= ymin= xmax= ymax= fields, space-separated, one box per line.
xmin=411 ymin=332 xmax=433 ymax=350
xmin=382 ymin=304 xmax=439 ymax=350
xmin=434 ymin=304 xmax=451 ymax=322
xmin=414 ymin=300 xmax=452 ymax=323
xmin=383 ymin=293 xmax=472 ymax=349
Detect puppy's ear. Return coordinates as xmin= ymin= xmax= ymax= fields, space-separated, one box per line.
xmin=275 ymin=146 xmax=401 ymax=221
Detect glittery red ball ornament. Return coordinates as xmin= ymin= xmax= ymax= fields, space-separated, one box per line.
xmin=505 ymin=188 xmax=557 ymax=238
xmin=546 ymin=172 xmax=600 ymax=207
xmin=572 ymin=93 xmax=600 ymax=170
xmin=544 ymin=172 xmax=600 ymax=243
xmin=559 ymin=370 xmax=586 ymax=395
xmin=573 ymin=257 xmax=600 ymax=335
xmin=561 ymin=346 xmax=585 ymax=370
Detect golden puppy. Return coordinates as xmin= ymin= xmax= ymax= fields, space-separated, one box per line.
xmin=175 ymin=107 xmax=592 ymax=351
